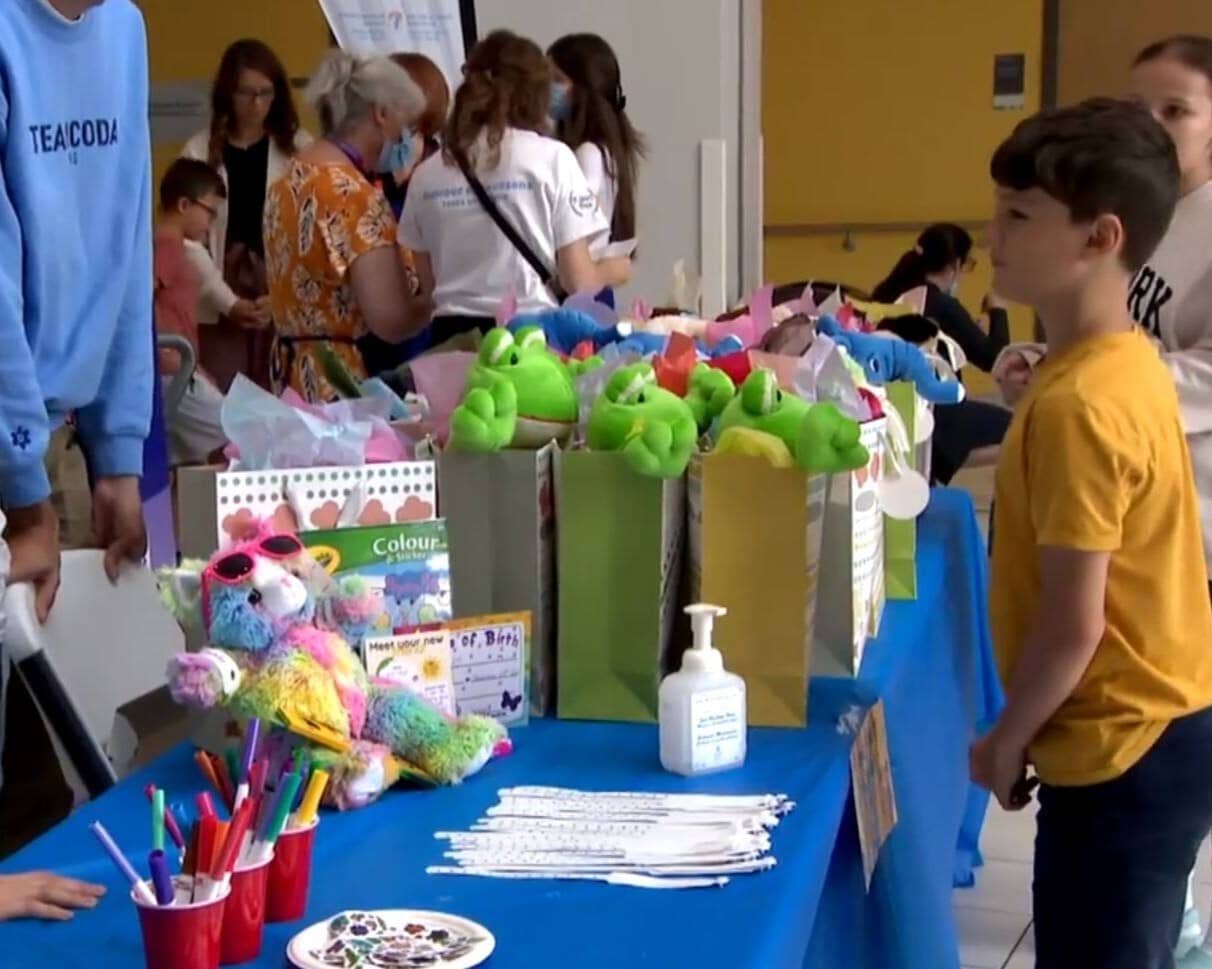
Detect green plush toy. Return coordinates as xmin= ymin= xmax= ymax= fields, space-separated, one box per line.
xmin=717 ymin=369 xmax=870 ymax=473
xmin=684 ymin=363 xmax=736 ymax=432
xmin=587 ymin=362 xmax=699 ymax=478
xmin=449 ymin=327 xmax=601 ymax=452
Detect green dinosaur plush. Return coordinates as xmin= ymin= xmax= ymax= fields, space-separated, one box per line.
xmin=717 ymin=368 xmax=869 ymax=473
xmin=587 ymin=363 xmax=699 ymax=478
xmin=449 ymin=328 xmax=596 ymax=452
xmin=684 ymin=363 xmax=736 ymax=432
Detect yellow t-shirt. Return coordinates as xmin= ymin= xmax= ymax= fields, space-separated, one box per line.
xmin=990 ymin=328 xmax=1212 ymax=786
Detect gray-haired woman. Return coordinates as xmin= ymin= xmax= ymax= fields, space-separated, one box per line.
xmin=263 ymin=49 xmax=432 ymax=402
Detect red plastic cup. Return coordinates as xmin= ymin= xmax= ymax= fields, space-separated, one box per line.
xmin=219 ymin=851 xmax=273 ymax=965
xmin=134 ymin=876 xmax=228 ymax=969
xmin=266 ymin=818 xmax=319 ymax=923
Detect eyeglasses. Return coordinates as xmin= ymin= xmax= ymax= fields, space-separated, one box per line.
xmin=234 ymin=87 xmax=276 ymax=103
xmin=200 ymin=533 xmax=305 ymax=626
xmin=191 ymin=199 xmax=219 ymax=219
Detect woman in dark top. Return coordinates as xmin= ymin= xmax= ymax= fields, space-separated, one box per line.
xmin=183 ymin=40 xmax=311 ymax=389
xmin=872 ymin=223 xmax=1010 ymax=372
xmin=873 ymin=223 xmax=1012 ymax=484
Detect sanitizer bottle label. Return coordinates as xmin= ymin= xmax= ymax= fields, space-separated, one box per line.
xmin=690 ymin=687 xmax=745 ymax=770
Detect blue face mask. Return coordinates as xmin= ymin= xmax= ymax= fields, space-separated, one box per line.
xmin=549 ymin=83 xmax=571 ymax=122
xmin=377 ymin=128 xmax=416 ymax=174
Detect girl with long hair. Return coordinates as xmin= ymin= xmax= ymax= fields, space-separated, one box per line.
xmin=397 ymin=30 xmax=630 ymax=344
xmin=548 ymin=33 xmax=646 ymax=246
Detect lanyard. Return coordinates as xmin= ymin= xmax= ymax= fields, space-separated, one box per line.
xmin=330 ymin=138 xmax=369 ymax=176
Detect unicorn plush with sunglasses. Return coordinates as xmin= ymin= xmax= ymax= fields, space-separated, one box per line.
xmin=159 ymin=526 xmax=511 ymax=810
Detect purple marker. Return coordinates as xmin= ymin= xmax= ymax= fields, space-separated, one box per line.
xmin=240 ymin=718 xmax=261 ymax=784
xmin=90 ymin=821 xmax=156 ymax=906
xmin=148 ymin=850 xmax=175 ymax=906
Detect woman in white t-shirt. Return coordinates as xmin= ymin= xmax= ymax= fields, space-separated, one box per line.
xmin=548 ymin=33 xmax=647 ymax=305
xmin=397 ymin=30 xmax=630 ymax=344
xmin=1130 ymin=39 xmax=1212 ymax=969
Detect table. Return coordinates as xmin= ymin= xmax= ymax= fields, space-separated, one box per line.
xmin=0 ymin=488 xmax=1001 ymax=968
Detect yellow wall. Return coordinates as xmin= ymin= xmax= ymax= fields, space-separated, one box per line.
xmin=762 ymin=0 xmax=1044 ymax=393
xmin=142 ymin=0 xmax=329 ymax=181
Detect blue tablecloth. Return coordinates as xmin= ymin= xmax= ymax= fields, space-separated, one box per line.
xmin=0 ymin=488 xmax=1000 ymax=968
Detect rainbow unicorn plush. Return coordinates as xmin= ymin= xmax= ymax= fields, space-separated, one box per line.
xmin=159 ymin=527 xmax=510 ymax=810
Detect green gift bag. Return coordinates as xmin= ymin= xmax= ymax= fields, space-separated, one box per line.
xmin=556 ymin=451 xmax=685 ymax=723
xmin=884 ymin=382 xmax=921 ymax=601
xmin=438 ymin=444 xmax=556 ymax=716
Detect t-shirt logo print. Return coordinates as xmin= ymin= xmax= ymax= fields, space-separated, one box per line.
xmin=1128 ymin=266 xmax=1174 ymax=337
xmin=10 ymin=426 xmax=31 ymax=451
xmin=568 ymin=190 xmax=597 ymax=218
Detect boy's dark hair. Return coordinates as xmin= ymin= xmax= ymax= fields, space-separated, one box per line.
xmin=990 ymin=97 xmax=1180 ymax=272
xmin=159 ymin=159 xmax=226 ymax=211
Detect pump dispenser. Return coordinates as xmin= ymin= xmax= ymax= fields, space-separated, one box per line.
xmin=659 ymin=603 xmax=748 ymax=776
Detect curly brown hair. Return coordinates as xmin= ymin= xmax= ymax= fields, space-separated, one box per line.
xmin=207 ymin=39 xmax=301 ymax=167
xmin=443 ymin=30 xmax=551 ymax=171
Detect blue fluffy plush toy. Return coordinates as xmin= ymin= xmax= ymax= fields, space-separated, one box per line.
xmin=507 ymin=308 xmax=630 ymax=354
xmin=816 ymin=316 xmax=964 ymax=405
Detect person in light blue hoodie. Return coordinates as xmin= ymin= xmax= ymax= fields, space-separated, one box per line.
xmin=0 ymin=0 xmax=153 ymax=616
xmin=0 ymin=0 xmax=151 ymax=921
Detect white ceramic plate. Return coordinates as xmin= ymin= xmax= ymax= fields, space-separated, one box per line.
xmin=287 ymin=909 xmax=495 ymax=969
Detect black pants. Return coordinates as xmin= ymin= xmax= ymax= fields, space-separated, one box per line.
xmin=1033 ymin=705 xmax=1212 ymax=969
xmin=931 ymin=399 xmax=1012 ymax=485
xmin=429 ymin=315 xmax=495 ymax=347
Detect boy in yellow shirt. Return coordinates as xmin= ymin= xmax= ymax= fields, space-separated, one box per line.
xmin=971 ymin=98 xmax=1212 ymax=969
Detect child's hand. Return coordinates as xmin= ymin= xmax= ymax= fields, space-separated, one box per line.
xmin=0 ymin=872 xmax=105 ymax=921
xmin=231 ymin=298 xmax=271 ymax=330
xmin=994 ymin=351 xmax=1035 ymax=407
xmin=971 ymin=731 xmax=1032 ymax=811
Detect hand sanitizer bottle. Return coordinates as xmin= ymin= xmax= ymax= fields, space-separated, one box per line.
xmin=659 ymin=603 xmax=747 ymax=776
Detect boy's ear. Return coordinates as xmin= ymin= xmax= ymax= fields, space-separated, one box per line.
xmin=1087 ymin=213 xmax=1125 ymax=261
xmin=176 ymin=197 xmax=192 ymax=216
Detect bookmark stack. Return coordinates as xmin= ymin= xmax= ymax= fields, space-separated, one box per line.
xmin=429 ymin=786 xmax=795 ymax=889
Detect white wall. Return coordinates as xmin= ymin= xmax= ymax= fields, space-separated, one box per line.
xmin=475 ymin=0 xmax=759 ymax=312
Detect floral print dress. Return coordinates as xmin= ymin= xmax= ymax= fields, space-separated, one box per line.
xmin=264 ymin=159 xmax=399 ymax=402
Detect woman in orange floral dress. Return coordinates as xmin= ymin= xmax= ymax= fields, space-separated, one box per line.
xmin=263 ymin=50 xmax=431 ymax=402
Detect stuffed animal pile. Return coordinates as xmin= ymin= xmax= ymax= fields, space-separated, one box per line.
xmin=160 ymin=528 xmax=510 ymax=810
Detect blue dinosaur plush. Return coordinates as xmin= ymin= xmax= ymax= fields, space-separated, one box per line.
xmin=816 ymin=316 xmax=964 ymax=405
xmin=507 ymin=308 xmax=631 ymax=355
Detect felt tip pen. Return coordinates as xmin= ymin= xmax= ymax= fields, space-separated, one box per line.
xmin=252 ymin=772 xmax=302 ymax=864
xmin=293 ymin=769 xmax=330 ymax=829
xmin=143 ymin=784 xmax=187 ymax=853
xmin=151 ymin=789 xmax=165 ymax=854
xmin=240 ymin=718 xmax=261 ymax=783
xmin=148 ymin=850 xmax=174 ymax=906
xmin=195 ymin=791 xmax=217 ymax=820
xmin=90 ymin=822 xmax=156 ymax=906
xmin=194 ymin=750 xmax=225 ymax=803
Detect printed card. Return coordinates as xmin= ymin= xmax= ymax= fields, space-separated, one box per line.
xmin=360 ymin=613 xmax=531 ymax=728
xmin=448 ymin=614 xmax=531 ymax=727
xmin=851 ymin=700 xmax=898 ymax=889
xmin=364 ymin=629 xmax=457 ymax=715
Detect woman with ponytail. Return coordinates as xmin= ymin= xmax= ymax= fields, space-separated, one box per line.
xmin=872 ymin=223 xmax=1010 ymax=373
xmin=397 ymin=30 xmax=631 ymax=344
xmin=874 ymin=224 xmax=1013 ymax=484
